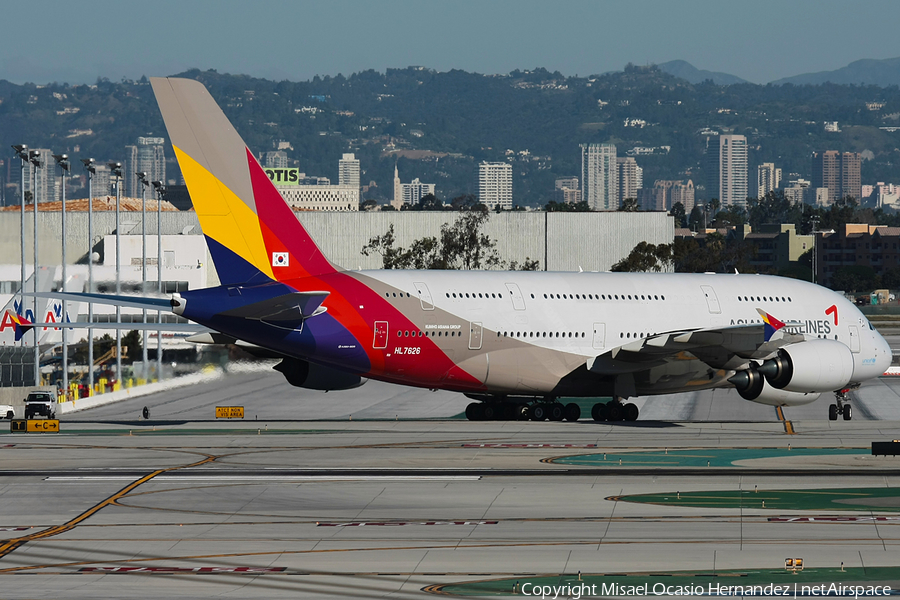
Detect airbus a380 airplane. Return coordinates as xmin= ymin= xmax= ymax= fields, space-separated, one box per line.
xmin=47 ymin=77 xmax=892 ymax=423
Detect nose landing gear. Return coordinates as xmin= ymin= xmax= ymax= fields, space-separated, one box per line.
xmin=828 ymin=389 xmax=852 ymax=421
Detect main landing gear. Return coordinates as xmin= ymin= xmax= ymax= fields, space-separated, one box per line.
xmin=828 ymin=389 xmax=852 ymax=421
xmin=591 ymin=398 xmax=639 ymax=422
xmin=464 ymin=400 xmax=581 ymax=422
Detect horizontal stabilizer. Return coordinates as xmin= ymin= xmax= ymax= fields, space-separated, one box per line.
xmin=27 ymin=322 xmax=207 ymax=332
xmin=29 ymin=291 xmax=174 ymax=311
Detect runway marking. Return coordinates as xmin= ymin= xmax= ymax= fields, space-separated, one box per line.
xmin=775 ymin=406 xmax=796 ymax=435
xmin=317 ymin=521 xmax=498 ymax=527
xmin=80 ymin=566 xmax=286 ymax=574
xmin=46 ymin=475 xmax=481 ymax=482
xmin=462 ymin=443 xmax=599 ymax=448
xmin=770 ymin=516 xmax=900 ymax=522
xmin=609 ymin=487 xmax=900 ymax=512
xmin=546 ymin=447 xmax=865 ymax=468
xmin=0 ymin=454 xmax=216 ymax=561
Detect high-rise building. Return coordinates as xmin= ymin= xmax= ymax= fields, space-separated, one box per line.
xmin=706 ymin=134 xmax=748 ymax=207
xmin=125 ymin=137 xmax=166 ymax=198
xmin=91 ymin=165 xmax=113 ymax=197
xmin=756 ymin=163 xmax=782 ymax=198
xmin=478 ymin=162 xmax=513 ymax=210
xmin=812 ymin=151 xmax=861 ymax=204
xmin=581 ymin=143 xmax=617 ymax=210
xmin=263 ymin=151 xmax=289 ymax=169
xmin=616 ymin=157 xmax=643 ymax=203
xmin=554 ymin=177 xmax=581 ymax=204
xmin=14 ymin=148 xmax=58 ymax=205
xmin=638 ymin=180 xmax=694 ymax=212
xmin=392 ymin=164 xmax=403 ymax=210
xmin=391 ymin=165 xmax=437 ymax=209
xmin=339 ymin=153 xmax=360 ymax=204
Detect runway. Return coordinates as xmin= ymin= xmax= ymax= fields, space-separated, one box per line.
xmin=4 ymin=373 xmax=900 ymax=598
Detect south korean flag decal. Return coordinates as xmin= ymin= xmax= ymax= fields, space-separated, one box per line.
xmin=272 ymin=252 xmax=290 ymax=267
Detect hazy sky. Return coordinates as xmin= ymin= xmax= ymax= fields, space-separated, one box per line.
xmin=1 ymin=0 xmax=898 ymax=85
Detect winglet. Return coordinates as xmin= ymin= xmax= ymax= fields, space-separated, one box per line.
xmin=756 ymin=308 xmax=786 ymax=341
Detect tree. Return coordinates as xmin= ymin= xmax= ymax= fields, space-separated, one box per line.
xmin=415 ymin=193 xmax=443 ymax=211
xmin=618 ymin=197 xmax=640 ymax=212
xmin=361 ymin=209 xmax=528 ymax=270
xmin=610 ymin=241 xmax=673 ymax=272
xmin=708 ymin=198 xmax=720 ymax=218
xmin=670 ymin=202 xmax=687 ymax=228
xmin=545 ymin=200 xmax=591 ymax=212
xmin=830 ymin=265 xmax=878 ymax=293
xmin=688 ymin=205 xmax=704 ymax=230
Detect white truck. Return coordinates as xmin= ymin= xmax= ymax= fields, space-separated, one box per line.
xmin=1 ymin=404 xmax=14 ymax=420
xmin=24 ymin=391 xmax=57 ymax=420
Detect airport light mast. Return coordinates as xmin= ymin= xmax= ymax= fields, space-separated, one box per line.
xmin=28 ymin=150 xmax=42 ymax=386
xmin=108 ymin=162 xmax=123 ymax=384
xmin=53 ymin=154 xmax=70 ymax=397
xmin=137 ymin=171 xmax=150 ymax=378
xmin=152 ymin=181 xmax=165 ymax=380
xmin=81 ymin=158 xmax=96 ymax=394
xmin=11 ymin=145 xmax=28 ymax=347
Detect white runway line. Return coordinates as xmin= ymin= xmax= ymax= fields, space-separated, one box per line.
xmin=45 ymin=475 xmax=482 ymax=482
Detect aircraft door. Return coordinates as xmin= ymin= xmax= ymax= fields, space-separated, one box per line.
xmin=505 ymin=283 xmax=526 ymax=311
xmin=469 ymin=322 xmax=483 ymax=350
xmin=413 ymin=282 xmax=434 ymax=310
xmin=592 ymin=323 xmax=606 ymax=350
xmin=700 ymin=285 xmax=721 ymax=314
xmin=849 ymin=325 xmax=860 ymax=353
xmin=373 ymin=321 xmax=389 ymax=349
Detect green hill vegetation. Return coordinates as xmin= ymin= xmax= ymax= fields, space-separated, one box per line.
xmin=2 ymin=65 xmax=900 ymax=206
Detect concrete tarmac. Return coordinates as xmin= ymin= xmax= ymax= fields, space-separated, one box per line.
xmin=4 ymin=372 xmax=900 ymax=598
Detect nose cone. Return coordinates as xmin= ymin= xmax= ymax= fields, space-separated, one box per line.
xmin=855 ymin=329 xmax=893 ymax=381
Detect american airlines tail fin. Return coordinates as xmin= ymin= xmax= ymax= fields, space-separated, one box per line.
xmin=0 ymin=268 xmax=55 ymax=346
xmin=150 ymin=77 xmax=339 ymax=286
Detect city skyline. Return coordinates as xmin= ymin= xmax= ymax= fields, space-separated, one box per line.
xmin=0 ymin=1 xmax=897 ymax=86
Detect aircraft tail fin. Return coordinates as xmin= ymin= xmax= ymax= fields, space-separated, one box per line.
xmin=150 ymin=77 xmax=338 ymax=286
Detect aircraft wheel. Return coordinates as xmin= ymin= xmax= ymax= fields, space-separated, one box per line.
xmin=591 ymin=403 xmax=607 ymax=422
xmin=531 ymin=404 xmax=548 ymax=421
xmin=465 ymin=402 xmax=484 ymax=421
xmin=828 ymin=404 xmax=838 ymax=421
xmin=516 ymin=404 xmax=531 ymax=421
xmin=843 ymin=405 xmax=852 ymax=421
xmin=482 ymin=404 xmax=496 ymax=420
xmin=563 ymin=403 xmax=581 ymax=422
xmin=623 ymin=403 xmax=639 ymax=422
xmin=606 ymin=402 xmax=623 ymax=422
xmin=548 ymin=404 xmax=564 ymax=421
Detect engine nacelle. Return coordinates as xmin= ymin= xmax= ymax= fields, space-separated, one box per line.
xmin=757 ymin=340 xmax=854 ymax=393
xmin=728 ymin=368 xmax=820 ymax=406
xmin=274 ymin=358 xmax=366 ymax=391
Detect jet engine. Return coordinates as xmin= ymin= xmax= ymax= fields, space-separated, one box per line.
xmin=728 ymin=368 xmax=820 ymax=406
xmin=756 ymin=340 xmax=854 ymax=393
xmin=274 ymin=358 xmax=366 ymax=391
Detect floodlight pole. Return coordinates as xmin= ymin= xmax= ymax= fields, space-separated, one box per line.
xmin=137 ymin=172 xmax=149 ymax=378
xmin=29 ymin=150 xmax=42 ymax=386
xmin=12 ymin=146 xmax=28 ymax=341
xmin=53 ymin=154 xmax=70 ymax=397
xmin=81 ymin=158 xmax=96 ymax=394
xmin=109 ymin=162 xmax=123 ymax=384
xmin=152 ymin=181 xmax=165 ymax=380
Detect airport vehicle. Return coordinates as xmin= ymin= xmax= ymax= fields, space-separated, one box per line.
xmin=1 ymin=404 xmax=14 ymax=420
xmin=23 ymin=391 xmax=56 ymax=420
xmin=42 ymin=77 xmax=892 ymax=422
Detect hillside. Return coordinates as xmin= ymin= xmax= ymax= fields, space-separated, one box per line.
xmin=657 ymin=60 xmax=748 ymax=85
xmin=2 ymin=66 xmax=900 ymax=207
xmin=772 ymin=57 xmax=900 ymax=87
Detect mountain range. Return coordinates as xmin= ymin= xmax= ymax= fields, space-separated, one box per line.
xmin=659 ymin=57 xmax=900 ymax=87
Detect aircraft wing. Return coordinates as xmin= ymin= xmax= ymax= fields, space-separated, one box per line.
xmin=587 ymin=320 xmax=806 ymax=375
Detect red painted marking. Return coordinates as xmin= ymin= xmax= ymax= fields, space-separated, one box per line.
xmin=79 ymin=566 xmax=286 ymax=573
xmin=769 ymin=517 xmax=899 ymax=522
xmin=462 ymin=443 xmax=599 ymax=448
xmin=317 ymin=520 xmax=498 ymax=527
xmin=825 ymin=304 xmax=838 ymax=326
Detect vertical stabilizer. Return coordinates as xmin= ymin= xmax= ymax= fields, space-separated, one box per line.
xmin=150 ymin=77 xmax=338 ymax=285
